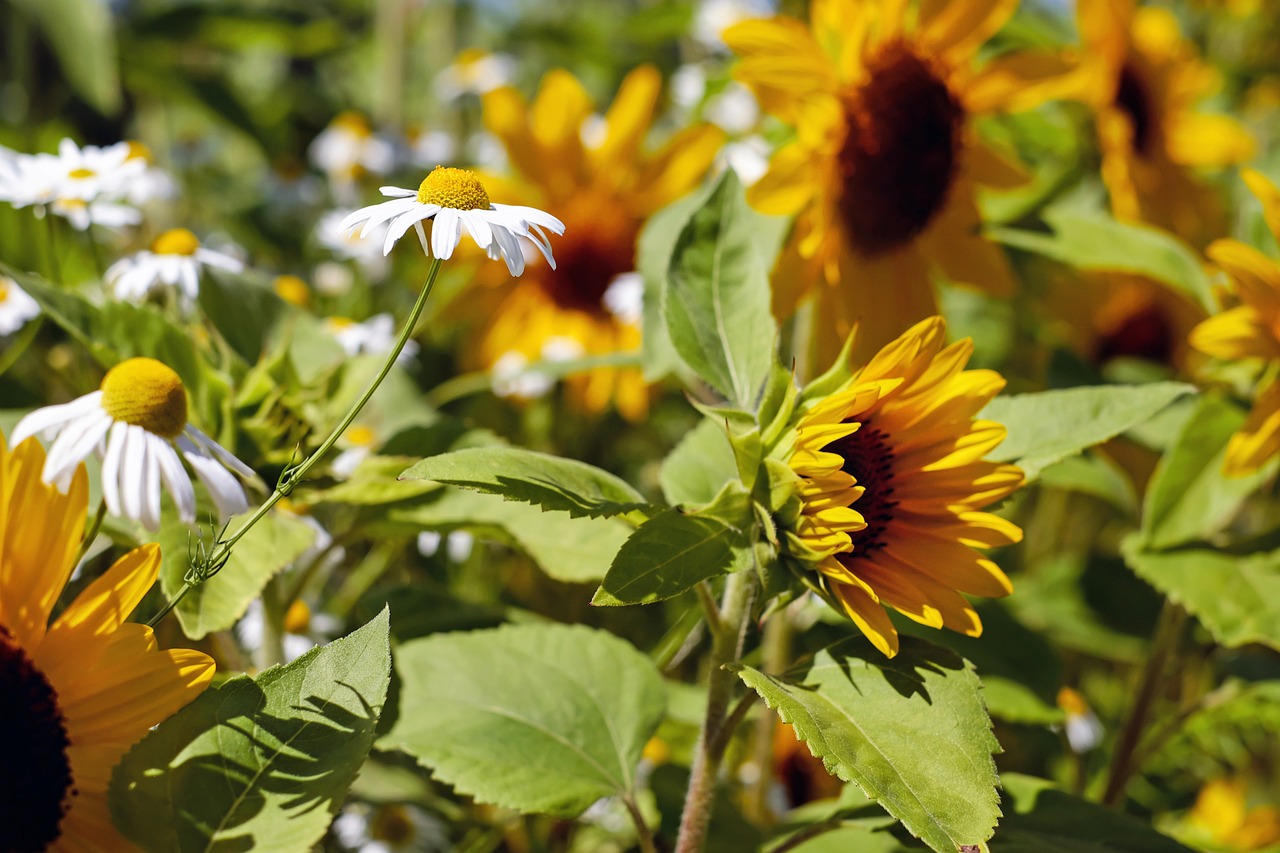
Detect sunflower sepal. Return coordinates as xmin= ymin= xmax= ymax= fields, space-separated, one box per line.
xmin=798 ymin=325 xmax=860 ymax=407
xmin=758 ymin=361 xmax=802 ymax=449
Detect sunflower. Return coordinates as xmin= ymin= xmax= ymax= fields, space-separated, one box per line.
xmin=477 ymin=66 xmax=724 ymax=419
xmin=783 ymin=316 xmax=1023 ymax=657
xmin=1188 ymin=170 xmax=1280 ymax=477
xmin=1076 ymin=0 xmax=1254 ymax=247
xmin=724 ymin=0 xmax=1073 ymax=364
xmin=0 ymin=433 xmax=214 ymax=852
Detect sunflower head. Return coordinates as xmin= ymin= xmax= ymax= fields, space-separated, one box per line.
xmin=100 ymin=357 xmax=189 ymax=438
xmin=779 ymin=317 xmax=1023 ymax=656
xmin=416 ymin=166 xmax=492 ymax=211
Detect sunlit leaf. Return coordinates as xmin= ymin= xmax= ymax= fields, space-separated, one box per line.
xmin=593 ymin=509 xmax=746 ymax=605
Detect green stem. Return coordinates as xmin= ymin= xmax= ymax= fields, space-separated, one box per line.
xmin=71 ymin=499 xmax=108 ymax=569
xmin=744 ymin=607 xmax=793 ymax=823
xmin=85 ymin=224 xmax=105 ymax=280
xmin=1101 ymin=601 xmax=1187 ymax=807
xmin=622 ymin=794 xmax=657 ymax=853
xmin=148 ymin=260 xmax=443 ymax=628
xmin=674 ymin=572 xmax=756 ymax=853
xmin=44 ymin=213 xmax=62 ymax=285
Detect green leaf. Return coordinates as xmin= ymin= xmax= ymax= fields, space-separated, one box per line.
xmin=593 ymin=509 xmax=746 ymax=605
xmin=401 ymin=446 xmax=653 ymax=519
xmin=989 ymin=208 xmax=1213 ymax=309
xmin=983 ymin=383 xmax=1194 ymax=480
xmin=383 ymin=488 xmax=629 ymax=583
xmin=991 ymin=774 xmax=1195 ymax=851
xmin=11 ymin=0 xmax=120 ymax=113
xmin=198 ymin=271 xmax=289 ymax=365
xmin=109 ymin=609 xmax=392 ymax=852
xmin=1139 ymin=394 xmax=1275 ymax=550
xmin=736 ymin=636 xmax=1001 ymax=853
xmin=664 ymin=170 xmax=778 ymax=407
xmin=158 ymin=511 xmax=316 ymax=639
xmin=660 ymin=417 xmax=738 ymax=506
xmin=1122 ymin=538 xmax=1280 ymax=651
xmin=1037 ymin=453 xmax=1137 ymax=515
xmin=381 ymin=623 xmax=665 ymax=817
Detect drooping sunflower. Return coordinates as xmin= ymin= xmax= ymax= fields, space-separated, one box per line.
xmin=476 ymin=66 xmax=724 ymax=419
xmin=1076 ymin=0 xmax=1254 ymax=247
xmin=725 ymin=0 xmax=1073 ymax=363
xmin=0 ymin=433 xmax=214 ymax=851
xmin=1188 ymin=170 xmax=1280 ymax=476
xmin=783 ymin=317 xmax=1023 ymax=656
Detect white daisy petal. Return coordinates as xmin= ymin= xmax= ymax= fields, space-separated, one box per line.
xmin=184 ymin=425 xmax=256 ymax=478
xmin=140 ymin=434 xmax=163 ymax=531
xmin=181 ymin=441 xmax=249 ymax=519
xmin=100 ymin=421 xmax=128 ymax=517
xmin=43 ymin=410 xmax=111 ymax=489
xmin=120 ymin=425 xmax=147 ymax=524
xmin=430 ymin=208 xmax=462 ymax=260
xmin=379 ymin=186 xmax=417 ymax=198
xmin=11 ymin=392 xmax=101 ymax=445
xmin=383 ymin=209 xmax=424 ymax=256
xmin=461 ymin=210 xmax=494 ymax=249
xmin=155 ymin=437 xmax=196 ymax=523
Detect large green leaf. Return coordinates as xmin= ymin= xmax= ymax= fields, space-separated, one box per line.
xmin=109 ymin=610 xmax=392 ymax=852
xmin=381 ymin=623 xmax=666 ymax=817
xmin=11 ymin=0 xmax=120 ymax=113
xmin=1122 ymin=538 xmax=1280 ymax=651
xmin=660 ymin=416 xmax=739 ymax=506
xmin=593 ymin=509 xmax=746 ymax=605
xmin=401 ymin=446 xmax=653 ymax=519
xmin=989 ymin=209 xmax=1213 ymax=309
xmin=158 ymin=511 xmax=317 ymax=639
xmin=664 ymin=170 xmax=778 ymax=408
xmin=1138 ymin=394 xmax=1275 ymax=550
xmin=984 ymin=383 xmax=1194 ymax=480
xmin=383 ymin=488 xmax=629 ymax=583
xmin=736 ymin=637 xmax=1001 ymax=853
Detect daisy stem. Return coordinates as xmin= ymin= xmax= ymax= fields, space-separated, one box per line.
xmin=71 ymin=499 xmax=108 ymax=569
xmin=674 ymin=571 xmax=756 ymax=853
xmin=150 ymin=260 xmax=443 ymax=627
xmin=43 ymin=212 xmax=62 ymax=285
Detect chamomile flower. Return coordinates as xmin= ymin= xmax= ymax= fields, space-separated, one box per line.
xmin=309 ymin=112 xmax=396 ymax=197
xmin=315 ymin=209 xmax=391 ymax=277
xmin=107 ymin=228 xmax=244 ymax=307
xmin=325 ymin=315 xmax=420 ymax=366
xmin=338 ymin=166 xmax=564 ymax=276
xmin=49 ymin=196 xmax=142 ymax=232
xmin=11 ymin=357 xmax=257 ymax=530
xmin=0 ymin=276 xmax=40 ymax=335
xmin=435 ymin=49 xmax=517 ymax=101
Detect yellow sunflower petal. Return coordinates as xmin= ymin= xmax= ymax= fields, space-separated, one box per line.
xmin=1190 ymin=307 xmax=1277 ymax=361
xmin=1165 ymin=113 xmax=1255 ymax=168
xmin=919 ymin=0 xmax=1018 ymax=63
xmin=1223 ymin=376 xmax=1280 ymax=477
xmin=724 ymin=16 xmax=839 ymax=121
xmin=480 ymin=86 xmax=548 ymax=191
xmin=831 ymin=579 xmax=899 ymax=658
xmin=1207 ymin=240 xmax=1280 ymax=317
xmin=745 ymin=142 xmax=820 ymax=217
xmin=856 ymin=561 xmax=945 ymax=629
xmin=636 ymin=125 xmax=725 ymax=213
xmin=963 ymin=50 xmax=1081 ymax=114
xmin=48 ymin=544 xmax=161 ymax=640
xmin=1243 ymin=169 xmax=1280 ymax=241
xmin=529 ymin=69 xmax=592 ymax=172
xmin=594 ymin=65 xmax=661 ymax=175
xmin=965 ymin=140 xmax=1030 ymax=190
xmin=880 ymin=533 xmax=1014 ymax=597
xmin=918 ymin=171 xmax=1017 ymax=297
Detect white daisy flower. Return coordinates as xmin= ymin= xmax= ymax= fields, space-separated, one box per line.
xmin=403 ymin=126 xmax=457 ymax=170
xmin=338 ymin=166 xmax=563 ymax=277
xmin=324 ymin=315 xmax=419 ymax=366
xmin=693 ymin=0 xmax=775 ymax=50
xmin=0 ymin=276 xmax=41 ymax=335
xmin=309 ymin=112 xmax=396 ymax=185
xmin=720 ymin=136 xmax=772 ymax=186
xmin=330 ymin=424 xmax=380 ymax=479
xmin=705 ymin=82 xmax=760 ymax=134
xmin=332 ymin=802 xmax=448 ymax=853
xmin=11 ymin=357 xmax=257 ymax=530
xmin=434 ymin=49 xmax=516 ymax=101
xmin=107 ymin=228 xmax=244 ymax=307
xmin=237 ymin=597 xmax=341 ymax=665
xmin=315 ymin=209 xmax=390 ymax=276
xmin=602 ymin=272 xmax=645 ymax=327
xmin=491 ymin=337 xmax=585 ymax=400
xmin=49 ymin=196 xmax=142 ymax=232
xmin=0 ymin=138 xmax=146 ymax=214
xmin=1058 ymin=688 xmax=1104 ymax=754
xmin=416 ymin=530 xmax=474 ymax=562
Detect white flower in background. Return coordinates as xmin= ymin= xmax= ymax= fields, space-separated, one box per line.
xmin=332 ymin=802 xmax=449 ymax=853
xmin=309 ymin=112 xmax=396 ymax=190
xmin=720 ymin=136 xmax=771 ymax=186
xmin=693 ymin=0 xmax=774 ymax=49
xmin=465 ymin=131 xmax=508 ymax=172
xmin=47 ymin=138 xmax=147 ymax=202
xmin=314 ymin=260 xmax=355 ymax=296
xmin=705 ymin=82 xmax=760 ymax=134
xmin=330 ymin=424 xmax=379 ymax=479
xmin=0 ymin=276 xmax=40 ymax=335
xmin=404 ymin=126 xmax=457 ymax=170
xmin=602 ymin=272 xmax=644 ymax=327
xmin=325 ymin=314 xmax=420 ymax=367
xmin=434 ymin=49 xmax=516 ymax=101
xmin=315 ymin=210 xmax=390 ymax=277
xmin=11 ymin=357 xmax=257 ymax=530
xmin=120 ymin=141 xmax=178 ymax=206
xmin=580 ymin=114 xmax=608 ymax=149
xmin=491 ymin=336 xmax=584 ymax=400
xmin=107 ymin=228 xmax=244 ymax=307
xmin=671 ymin=64 xmax=708 ymax=109
xmin=416 ymin=530 xmax=474 ymax=563
xmin=236 ymin=597 xmax=342 ymax=664
xmin=339 ymin=166 xmax=563 ymax=276
xmin=1057 ymin=688 xmax=1104 ymax=753
xmin=0 ymin=138 xmax=145 ymax=221
xmin=49 ymin=197 xmax=142 ymax=231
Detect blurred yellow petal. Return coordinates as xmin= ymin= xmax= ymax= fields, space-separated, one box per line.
xmin=1165 ymin=113 xmax=1254 ymax=167
xmin=964 ymin=51 xmax=1082 ymax=114
xmin=919 ymin=0 xmax=1017 ymax=62
xmin=1243 ymin=168 xmax=1280 ymax=241
xmin=1224 ymin=376 xmax=1280 ymax=477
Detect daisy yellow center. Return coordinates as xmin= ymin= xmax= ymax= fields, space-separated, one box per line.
xmin=126 ymin=140 xmax=153 ymax=162
xmin=283 ymin=600 xmax=312 ymax=635
xmin=67 ymin=168 xmax=95 ymax=179
xmin=0 ymin=280 xmax=9 ymax=304
xmin=0 ymin=626 xmax=74 ymax=852
xmin=416 ymin=166 xmax=491 ymax=210
xmin=370 ymin=805 xmax=415 ymax=844
xmin=150 ymin=228 xmax=201 ymax=256
xmin=332 ymin=111 xmax=373 ymax=138
xmin=273 ymin=274 xmax=310 ymax=307
xmin=837 ymin=41 xmax=964 ymax=257
xmin=345 ymin=425 xmax=377 ymax=447
xmin=100 ymin=357 xmax=188 ymax=438
xmin=824 ymin=420 xmax=897 ymax=555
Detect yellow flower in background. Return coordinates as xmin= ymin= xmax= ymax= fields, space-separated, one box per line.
xmin=1076 ymin=0 xmax=1254 ymax=247
xmin=785 ymin=317 xmax=1023 ymax=656
xmin=478 ymin=66 xmax=724 ymax=419
xmin=1189 ymin=170 xmax=1280 ymax=477
xmin=1184 ymin=778 xmax=1280 ymax=851
xmin=725 ymin=0 xmax=1073 ymax=365
xmin=0 ymin=434 xmax=214 ymax=852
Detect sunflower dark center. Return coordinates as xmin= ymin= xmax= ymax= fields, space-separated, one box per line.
xmin=1115 ymin=63 xmax=1155 ymax=157
xmin=0 ymin=625 xmax=74 ymax=853
xmin=824 ymin=421 xmax=897 ymax=555
xmin=836 ymin=41 xmax=965 ymax=257
xmin=541 ymin=202 xmax=635 ymax=315
xmin=1094 ymin=304 xmax=1174 ymax=365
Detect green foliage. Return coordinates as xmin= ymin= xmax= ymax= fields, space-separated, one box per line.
xmin=593 ymin=509 xmax=748 ymax=605
xmin=401 ymin=445 xmax=654 ymax=519
xmin=984 ymin=383 xmax=1195 ymax=480
xmin=381 ymin=622 xmax=665 ymax=817
xmin=736 ymin=637 xmax=1001 ymax=853
xmin=660 ymin=417 xmax=739 ymax=506
xmin=11 ymin=0 xmax=120 ymax=113
xmin=109 ymin=609 xmax=392 ymax=852
xmin=158 ymin=509 xmax=317 ymax=640
xmin=663 ymin=171 xmax=779 ymax=408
